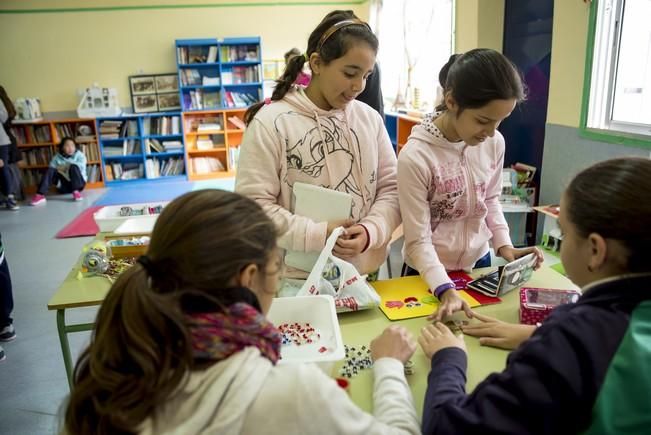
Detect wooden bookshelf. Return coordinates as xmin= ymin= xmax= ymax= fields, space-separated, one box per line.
xmin=182 ymin=108 xmax=245 ymax=180
xmin=384 ymin=112 xmax=423 ymax=154
xmin=10 ymin=118 xmax=104 ymax=193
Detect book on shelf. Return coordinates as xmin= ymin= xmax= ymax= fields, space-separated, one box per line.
xmin=143 ymin=116 xmax=181 ymax=136
xmin=202 ymin=76 xmax=220 ymax=86
xmin=223 ymin=91 xmax=259 ymax=108
xmin=146 ymin=157 xmax=185 ymax=178
xmin=221 ymin=45 xmax=259 ymax=62
xmin=145 ymin=138 xmax=165 ymax=153
xmin=196 ymin=118 xmax=222 ymax=131
xmin=228 ymin=146 xmax=240 ymax=170
xmin=20 ymin=147 xmax=52 ymax=165
xmin=109 ymin=162 xmax=144 ymax=181
xmin=228 ymin=116 xmax=246 ymax=130
xmin=85 ymin=164 xmax=101 ymax=183
xmin=191 ymin=156 xmax=225 ymax=174
xmin=223 ymin=66 xmax=259 ymax=84
xmin=207 ymin=46 xmax=218 ymax=63
xmin=181 ymin=69 xmax=203 ymax=86
xmin=196 ymin=135 xmax=215 ymax=150
xmin=162 ymin=140 xmax=183 ymax=151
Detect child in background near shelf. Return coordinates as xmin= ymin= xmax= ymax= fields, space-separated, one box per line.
xmin=0 ymin=232 xmax=17 ymax=361
xmin=30 ymin=136 xmax=87 ymax=205
xmin=237 ymin=10 xmax=401 ymax=278
xmin=398 ymin=49 xmax=543 ymax=321
xmin=418 ymin=157 xmax=651 ymax=434
xmin=284 ymin=47 xmax=311 ymax=86
xmin=64 ymin=190 xmax=419 ymax=435
xmin=0 ymin=88 xmax=19 ymax=210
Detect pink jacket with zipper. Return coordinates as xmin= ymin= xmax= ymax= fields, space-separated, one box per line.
xmin=397 ymin=113 xmax=512 ymax=291
xmin=235 ymin=86 xmax=401 ymax=276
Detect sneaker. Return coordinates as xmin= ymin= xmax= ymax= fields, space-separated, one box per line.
xmin=72 ymin=191 xmax=83 ymax=201
xmin=0 ymin=324 xmax=16 ymax=342
xmin=0 ymin=345 xmax=5 ymax=362
xmin=6 ymin=195 xmax=19 ymax=210
xmin=30 ymin=194 xmax=46 ymax=206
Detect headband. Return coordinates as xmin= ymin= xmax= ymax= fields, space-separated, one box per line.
xmin=316 ymin=18 xmax=370 ymax=53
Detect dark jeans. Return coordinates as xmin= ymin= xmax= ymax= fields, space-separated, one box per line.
xmin=0 ymin=257 xmax=13 ymax=327
xmin=38 ymin=165 xmax=86 ymax=195
xmin=402 ymin=251 xmax=492 ymax=277
xmin=0 ymin=145 xmax=15 ymax=197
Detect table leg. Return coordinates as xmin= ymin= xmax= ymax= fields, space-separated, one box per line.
xmin=56 ymin=309 xmax=75 ymax=389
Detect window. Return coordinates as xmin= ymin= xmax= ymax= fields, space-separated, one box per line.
xmin=374 ymin=0 xmax=454 ymax=113
xmin=585 ymin=0 xmax=651 ymax=139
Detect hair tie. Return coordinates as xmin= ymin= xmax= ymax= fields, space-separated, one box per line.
xmin=138 ymin=255 xmax=156 ymax=276
xmin=264 ymin=97 xmax=272 ymax=105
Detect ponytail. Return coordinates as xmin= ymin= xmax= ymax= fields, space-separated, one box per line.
xmin=65 ymin=265 xmax=192 ymax=435
xmin=244 ymin=54 xmax=306 ymax=125
xmin=436 ymin=54 xmax=461 ymax=112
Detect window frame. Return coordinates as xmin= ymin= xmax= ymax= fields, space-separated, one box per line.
xmin=580 ymin=0 xmax=651 ymax=149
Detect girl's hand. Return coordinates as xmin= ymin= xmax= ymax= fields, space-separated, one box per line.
xmin=370 ymin=325 xmax=417 ymax=363
xmin=427 ymin=289 xmax=472 ymax=322
xmin=327 ymin=218 xmax=354 ymax=237
xmin=419 ymin=322 xmax=466 ymax=360
xmin=461 ymin=311 xmax=536 ymax=350
xmin=333 ymin=224 xmax=368 ymax=258
xmin=497 ymin=245 xmax=544 ymax=269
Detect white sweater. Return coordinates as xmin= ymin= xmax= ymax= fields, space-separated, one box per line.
xmin=139 ymin=347 xmax=420 ymax=435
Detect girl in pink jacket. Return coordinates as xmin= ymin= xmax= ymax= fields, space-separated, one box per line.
xmin=236 ymin=10 xmax=400 ymax=277
xmin=397 ymin=49 xmax=543 ymax=320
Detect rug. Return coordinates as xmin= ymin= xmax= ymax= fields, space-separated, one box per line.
xmin=93 ymin=180 xmax=193 ymax=206
xmin=55 ymin=205 xmax=103 ymax=238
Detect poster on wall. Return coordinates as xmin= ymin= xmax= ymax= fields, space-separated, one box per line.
xmin=129 ymin=73 xmax=180 ymax=113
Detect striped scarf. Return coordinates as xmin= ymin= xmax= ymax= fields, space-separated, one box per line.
xmin=185 ymin=303 xmax=281 ymax=364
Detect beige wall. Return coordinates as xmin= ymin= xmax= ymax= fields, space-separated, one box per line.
xmin=0 ymin=0 xmax=368 ymax=112
xmin=455 ymin=0 xmax=504 ymax=53
xmin=546 ymin=0 xmax=591 ymax=127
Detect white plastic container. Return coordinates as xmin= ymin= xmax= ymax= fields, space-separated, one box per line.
xmin=266 ymin=295 xmax=345 ymax=372
xmin=93 ymin=201 xmax=169 ymax=233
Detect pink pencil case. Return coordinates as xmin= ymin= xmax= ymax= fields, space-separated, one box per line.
xmin=519 ymin=287 xmax=581 ymax=325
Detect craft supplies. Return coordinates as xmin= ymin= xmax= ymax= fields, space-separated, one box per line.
xmin=520 ymin=287 xmax=581 ymax=325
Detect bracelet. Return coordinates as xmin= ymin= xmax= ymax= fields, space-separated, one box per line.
xmin=434 ymin=282 xmax=456 ymax=299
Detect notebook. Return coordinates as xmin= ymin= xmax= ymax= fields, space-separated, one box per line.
xmin=285 ymin=182 xmax=352 ymax=272
xmin=372 ymin=273 xmax=501 ymax=321
xmin=467 ymin=253 xmax=537 ymax=297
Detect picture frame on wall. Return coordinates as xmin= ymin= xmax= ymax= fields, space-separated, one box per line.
xmin=132 ymin=94 xmax=158 ymax=113
xmin=130 ymin=76 xmax=156 ymax=95
xmin=157 ymin=92 xmax=181 ymax=111
xmin=262 ymin=60 xmax=283 ymax=81
xmin=129 ymin=73 xmax=180 ymax=113
xmin=155 ymin=74 xmax=179 ymax=93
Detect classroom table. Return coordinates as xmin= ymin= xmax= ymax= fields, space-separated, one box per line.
xmin=48 ymin=258 xmax=577 ymax=410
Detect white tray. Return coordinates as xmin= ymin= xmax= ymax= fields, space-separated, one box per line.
xmin=93 ymin=201 xmax=169 ymax=233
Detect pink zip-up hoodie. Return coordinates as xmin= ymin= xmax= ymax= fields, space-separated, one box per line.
xmin=235 ymin=86 xmax=401 ymax=276
xmin=397 ymin=112 xmax=512 ymax=291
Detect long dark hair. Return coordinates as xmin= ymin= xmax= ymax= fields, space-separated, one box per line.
xmin=565 ymin=157 xmax=651 ymax=273
xmin=244 ymin=10 xmax=378 ymax=124
xmin=436 ymin=48 xmax=526 ymax=113
xmin=64 ymin=190 xmax=278 ymax=435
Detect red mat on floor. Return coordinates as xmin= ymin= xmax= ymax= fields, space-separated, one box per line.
xmin=55 ymin=205 xmax=103 ymax=238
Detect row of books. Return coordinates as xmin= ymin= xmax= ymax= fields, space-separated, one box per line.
xmin=183 ymin=90 xmax=220 ymax=110
xmin=20 ymin=169 xmax=43 ymax=187
xmin=145 ymin=157 xmax=185 ymax=178
xmin=195 ymin=134 xmax=223 ymax=150
xmin=145 ymin=138 xmax=183 ymax=154
xmin=191 ymin=156 xmax=225 ymax=174
xmin=20 ymin=148 xmax=52 ymax=166
xmin=86 ymin=164 xmax=102 ymax=183
xmin=11 ymin=125 xmax=51 ymax=144
xmin=221 ymin=45 xmax=259 ymax=62
xmin=223 ymin=91 xmax=259 ymax=108
xmin=177 ymin=45 xmax=218 ymax=64
xmin=103 ymin=139 xmax=141 ymax=156
xmin=142 ymin=116 xmax=181 ymax=136
xmin=99 ymin=120 xmax=138 ymax=139
xmin=180 ymin=69 xmax=221 ymax=87
xmin=80 ymin=143 xmax=101 ymax=162
xmin=222 ymin=66 xmax=260 ymax=85
xmin=105 ymin=162 xmax=144 ymax=181
xmin=228 ymin=146 xmax=240 ymax=170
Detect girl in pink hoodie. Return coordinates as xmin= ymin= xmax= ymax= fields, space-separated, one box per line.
xmin=397 ymin=49 xmax=543 ymax=320
xmin=236 ymin=10 xmax=400 ymax=277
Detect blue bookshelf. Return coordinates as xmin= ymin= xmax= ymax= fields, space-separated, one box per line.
xmin=97 ymin=112 xmax=187 ymax=184
xmin=175 ymin=37 xmax=263 ymax=111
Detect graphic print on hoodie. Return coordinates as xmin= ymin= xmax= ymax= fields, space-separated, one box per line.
xmin=235 ymin=86 xmax=400 ymax=275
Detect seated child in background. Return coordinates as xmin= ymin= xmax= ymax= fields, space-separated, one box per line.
xmin=284 ymin=47 xmax=311 ymax=86
xmin=64 ymin=189 xmax=420 ymax=435
xmin=30 ymin=136 xmax=86 ymax=205
xmin=418 ymin=157 xmax=651 ymax=434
